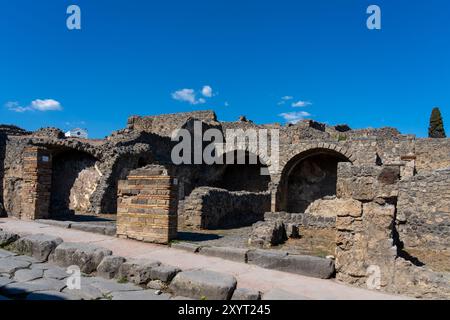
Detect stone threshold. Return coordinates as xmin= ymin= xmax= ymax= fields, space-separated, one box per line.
xmin=171 ymin=242 xmax=335 ymax=279
xmin=35 ymin=219 xmax=116 ymax=237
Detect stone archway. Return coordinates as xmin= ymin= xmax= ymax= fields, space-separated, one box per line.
xmin=277 ymin=147 xmax=351 ymax=213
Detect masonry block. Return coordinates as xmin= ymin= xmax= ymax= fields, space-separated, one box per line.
xmin=21 ymin=147 xmax=52 ymax=220
xmin=116 ymin=165 xmax=178 ymax=244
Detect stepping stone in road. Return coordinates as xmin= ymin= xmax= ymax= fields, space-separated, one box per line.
xmin=11 ymin=234 xmax=63 ymax=262
xmin=231 ymin=288 xmax=261 ymax=300
xmin=169 ymin=269 xmax=237 ymax=300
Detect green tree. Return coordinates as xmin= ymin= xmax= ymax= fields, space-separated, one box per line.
xmin=428 ymin=107 xmax=446 ymax=138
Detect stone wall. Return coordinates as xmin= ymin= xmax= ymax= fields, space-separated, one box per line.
xmin=2 ymin=136 xmax=28 ymax=218
xmin=116 ymin=165 xmax=178 ymax=244
xmin=335 ymin=163 xmax=450 ymax=299
xmin=181 ymin=187 xmax=271 ymax=229
xmin=336 ymin=162 xmax=400 ymax=201
xmin=397 ymin=169 xmax=450 ymax=250
xmin=127 ymin=110 xmax=218 ymax=137
xmin=264 ymin=212 xmax=335 ymax=229
xmin=415 ymin=138 xmax=450 ymax=173
xmin=335 ymin=198 xmax=450 ymax=299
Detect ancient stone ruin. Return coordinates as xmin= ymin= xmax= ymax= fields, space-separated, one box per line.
xmin=1 ymin=111 xmax=449 ymax=299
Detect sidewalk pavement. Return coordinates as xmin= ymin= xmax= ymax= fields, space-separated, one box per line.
xmin=0 ymin=218 xmax=411 ymax=300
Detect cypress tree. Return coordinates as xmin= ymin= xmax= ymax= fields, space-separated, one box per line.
xmin=428 ymin=107 xmax=446 ymax=138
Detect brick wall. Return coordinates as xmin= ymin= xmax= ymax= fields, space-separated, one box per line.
xmin=21 ymin=146 xmax=52 ymax=220
xmin=116 ymin=165 xmax=178 ymax=244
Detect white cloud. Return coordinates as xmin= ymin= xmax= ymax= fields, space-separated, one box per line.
xmin=201 ymin=85 xmax=213 ymax=98
xmin=224 ymin=101 xmax=229 ymax=107
xmin=277 ymin=96 xmax=293 ymax=105
xmin=31 ymin=99 xmax=62 ymax=111
xmin=5 ymin=101 xmax=30 ymax=113
xmin=279 ymin=111 xmax=311 ymax=124
xmin=5 ymin=99 xmax=62 ymax=113
xmin=172 ymin=88 xmax=206 ymax=105
xmin=64 ymin=120 xmax=86 ymax=128
xmin=291 ymin=100 xmax=312 ymax=108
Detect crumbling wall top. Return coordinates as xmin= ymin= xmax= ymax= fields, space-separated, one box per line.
xmin=127 ymin=110 xmax=218 ymax=137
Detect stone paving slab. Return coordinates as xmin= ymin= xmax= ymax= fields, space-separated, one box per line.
xmin=111 ymin=290 xmax=171 ymax=300
xmin=62 ymin=284 xmax=104 ymax=300
xmin=0 ymin=248 xmax=17 ymax=258
xmin=1 ymin=282 xmax=54 ymax=297
xmin=263 ymin=288 xmax=311 ymax=300
xmin=0 ymin=276 xmax=14 ymax=288
xmin=0 ymin=257 xmax=31 ymax=274
xmin=27 ymin=278 xmax=67 ymax=292
xmin=43 ymin=267 xmax=70 ymax=280
xmin=13 ymin=268 xmax=44 ymax=282
xmin=26 ymin=290 xmax=78 ymax=300
xmin=0 ymin=251 xmax=172 ymax=300
xmin=12 ymin=255 xmax=41 ymax=264
xmin=171 ymin=242 xmax=201 ymax=253
xmin=199 ymin=246 xmax=248 ymax=263
xmin=35 ymin=220 xmax=72 ymax=229
xmin=88 ymin=278 xmax=143 ymax=295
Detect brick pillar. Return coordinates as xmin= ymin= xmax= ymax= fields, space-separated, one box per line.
xmin=22 ymin=146 xmax=52 ymax=220
xmin=116 ymin=165 xmax=178 ymax=244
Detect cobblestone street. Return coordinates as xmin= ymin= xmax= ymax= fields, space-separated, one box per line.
xmin=0 ymin=248 xmax=172 ymax=300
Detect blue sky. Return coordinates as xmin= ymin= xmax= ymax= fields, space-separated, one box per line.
xmin=0 ymin=0 xmax=449 ymax=138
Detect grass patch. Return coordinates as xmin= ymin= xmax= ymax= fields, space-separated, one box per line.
xmin=102 ymin=293 xmax=113 ymax=300
xmin=169 ymin=239 xmax=181 ymax=246
xmin=117 ymin=277 xmax=128 ymax=284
